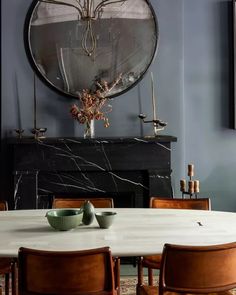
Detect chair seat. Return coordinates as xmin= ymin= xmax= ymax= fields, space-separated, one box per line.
xmin=142 ymin=255 xmax=162 ymax=269
xmin=137 ymin=286 xmax=235 ymax=295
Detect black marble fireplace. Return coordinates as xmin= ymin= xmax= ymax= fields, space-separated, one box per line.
xmin=8 ymin=135 xmax=177 ymax=209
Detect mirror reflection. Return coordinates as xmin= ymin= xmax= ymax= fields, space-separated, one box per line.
xmin=26 ymin=0 xmax=158 ymax=97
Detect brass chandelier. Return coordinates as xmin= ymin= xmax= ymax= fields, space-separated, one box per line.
xmin=37 ymin=0 xmax=128 ymax=57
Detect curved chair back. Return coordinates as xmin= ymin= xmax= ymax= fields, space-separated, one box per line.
xmin=149 ymin=197 xmax=211 ymax=210
xmin=159 ymin=242 xmax=236 ymax=295
xmin=52 ymin=197 xmax=114 ymax=209
xmin=0 ymin=200 xmax=8 ymax=211
xmin=18 ymin=247 xmax=117 ymax=295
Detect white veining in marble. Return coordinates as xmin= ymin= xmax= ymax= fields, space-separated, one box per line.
xmin=0 ymin=208 xmax=235 ymax=258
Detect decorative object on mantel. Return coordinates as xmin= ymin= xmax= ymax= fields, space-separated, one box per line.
xmin=70 ymin=74 xmax=122 ymax=138
xmin=30 ymin=74 xmax=47 ymax=140
xmin=15 ymin=128 xmax=24 ymax=139
xmin=138 ymin=72 xmax=167 ymax=137
xmin=180 ymin=163 xmax=200 ymax=198
xmin=14 ymin=74 xmax=25 ymax=138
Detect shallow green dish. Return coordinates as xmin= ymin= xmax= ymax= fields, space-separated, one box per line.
xmin=46 ymin=209 xmax=83 ymax=231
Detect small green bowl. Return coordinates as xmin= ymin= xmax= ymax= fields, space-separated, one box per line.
xmin=46 ymin=209 xmax=83 ymax=231
xmin=95 ymin=212 xmax=117 ymax=229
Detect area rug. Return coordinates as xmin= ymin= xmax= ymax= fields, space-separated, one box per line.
xmin=0 ymin=276 xmax=140 ymax=295
xmin=1 ymin=276 xmax=236 ymax=295
xmin=121 ymin=276 xmax=138 ymax=295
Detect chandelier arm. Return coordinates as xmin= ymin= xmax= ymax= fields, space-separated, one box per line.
xmin=39 ymin=0 xmax=83 ymax=18
xmin=81 ymin=19 xmax=96 ymax=56
xmin=73 ymin=0 xmax=84 ymax=13
xmin=94 ymin=0 xmax=127 ymax=15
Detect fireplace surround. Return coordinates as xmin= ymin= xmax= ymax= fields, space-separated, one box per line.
xmin=8 ymin=135 xmax=177 ymax=209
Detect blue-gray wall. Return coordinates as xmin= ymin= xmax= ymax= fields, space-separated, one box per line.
xmin=2 ymin=0 xmax=236 ymax=211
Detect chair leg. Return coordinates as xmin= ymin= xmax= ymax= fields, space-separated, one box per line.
xmin=137 ymin=257 xmax=144 ymax=286
xmin=11 ymin=260 xmax=17 ymax=295
xmin=5 ymin=273 xmax=9 ymax=295
xmin=148 ymin=268 xmax=154 ymax=286
xmin=113 ymin=257 xmax=120 ymax=295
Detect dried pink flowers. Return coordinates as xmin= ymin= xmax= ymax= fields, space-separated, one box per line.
xmin=70 ymin=75 xmax=122 ymax=128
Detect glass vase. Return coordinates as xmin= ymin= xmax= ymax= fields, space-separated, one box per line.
xmin=84 ymin=119 xmax=95 ymax=139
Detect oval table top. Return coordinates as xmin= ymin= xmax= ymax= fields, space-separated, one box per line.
xmin=0 ymin=208 xmax=235 ymax=257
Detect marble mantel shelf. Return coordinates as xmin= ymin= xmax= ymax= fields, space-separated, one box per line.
xmin=8 ymin=135 xmax=177 ymax=209
xmin=8 ymin=135 xmax=177 ymax=144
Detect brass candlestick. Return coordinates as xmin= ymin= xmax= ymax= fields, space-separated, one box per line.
xmin=138 ymin=72 xmax=167 ymax=137
xmin=180 ymin=164 xmax=200 ymax=198
xmin=30 ymin=74 xmax=47 ymax=140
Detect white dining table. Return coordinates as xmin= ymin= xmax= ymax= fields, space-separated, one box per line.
xmin=0 ymin=208 xmax=235 ymax=257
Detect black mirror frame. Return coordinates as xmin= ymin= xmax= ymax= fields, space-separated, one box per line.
xmin=24 ymin=0 xmax=159 ymax=99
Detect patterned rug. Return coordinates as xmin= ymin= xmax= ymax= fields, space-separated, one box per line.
xmin=0 ymin=276 xmax=139 ymax=295
xmin=121 ymin=276 xmax=138 ymax=295
xmin=1 ymin=276 xmax=235 ymax=295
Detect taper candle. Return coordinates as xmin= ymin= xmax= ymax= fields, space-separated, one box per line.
xmin=188 ymin=180 xmax=194 ymax=194
xmin=194 ymin=180 xmax=200 ymax=193
xmin=33 ymin=74 xmax=37 ymax=130
xmin=151 ymin=72 xmax=157 ymax=121
xmin=180 ymin=179 xmax=186 ymax=192
xmin=15 ymin=75 xmax=22 ymax=130
xmin=188 ymin=164 xmax=194 ymax=177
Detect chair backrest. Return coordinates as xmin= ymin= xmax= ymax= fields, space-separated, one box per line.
xmin=0 ymin=200 xmax=8 ymax=211
xmin=52 ymin=197 xmax=114 ymax=209
xmin=18 ymin=246 xmax=117 ymax=295
xmin=159 ymin=242 xmax=236 ymax=295
xmin=149 ymin=197 xmax=211 ymax=210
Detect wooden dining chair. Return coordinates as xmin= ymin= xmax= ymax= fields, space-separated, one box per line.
xmin=0 ymin=200 xmax=16 ymax=295
xmin=18 ymin=246 xmax=119 ymax=295
xmin=137 ymin=242 xmax=236 ymax=295
xmin=52 ymin=197 xmax=114 ymax=209
xmin=0 ymin=200 xmax=8 ymax=211
xmin=137 ymin=197 xmax=211 ymax=287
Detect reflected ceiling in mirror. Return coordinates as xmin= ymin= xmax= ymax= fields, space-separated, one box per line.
xmin=25 ymin=0 xmax=158 ymax=98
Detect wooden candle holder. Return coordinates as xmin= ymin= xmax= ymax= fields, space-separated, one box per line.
xmin=180 ymin=164 xmax=200 ymax=198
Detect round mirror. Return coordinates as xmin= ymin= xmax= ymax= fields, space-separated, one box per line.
xmin=25 ymin=0 xmax=158 ymax=98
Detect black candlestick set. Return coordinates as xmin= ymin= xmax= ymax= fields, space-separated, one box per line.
xmin=180 ymin=164 xmax=200 ymax=198
xmin=15 ymin=75 xmax=47 ymax=140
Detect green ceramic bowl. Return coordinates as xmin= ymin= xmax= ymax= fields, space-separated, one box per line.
xmin=95 ymin=212 xmax=117 ymax=229
xmin=46 ymin=209 xmax=83 ymax=231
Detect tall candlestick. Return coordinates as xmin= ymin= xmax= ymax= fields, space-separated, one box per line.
xmin=15 ymin=74 xmax=22 ymax=130
xmin=151 ymin=72 xmax=157 ymax=121
xmin=33 ymin=74 xmax=37 ymax=130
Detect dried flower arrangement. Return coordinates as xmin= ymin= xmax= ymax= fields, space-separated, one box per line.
xmin=70 ymin=74 xmax=122 ymax=130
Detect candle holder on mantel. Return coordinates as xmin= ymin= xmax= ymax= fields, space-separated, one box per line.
xmin=180 ymin=164 xmax=200 ymax=198
xmin=30 ymin=74 xmax=47 ymax=140
xmin=15 ymin=129 xmax=24 ymax=139
xmin=31 ymin=128 xmax=47 ymax=140
xmin=138 ymin=72 xmax=167 ymax=137
xmin=138 ymin=113 xmax=167 ymax=137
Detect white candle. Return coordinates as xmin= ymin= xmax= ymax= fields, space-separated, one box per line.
xmin=151 ymin=72 xmax=157 ymax=121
